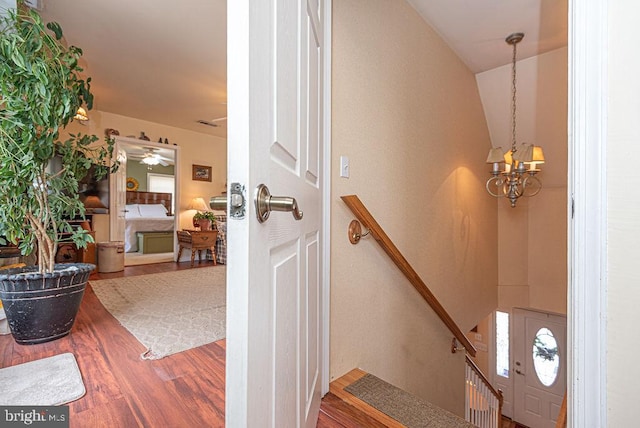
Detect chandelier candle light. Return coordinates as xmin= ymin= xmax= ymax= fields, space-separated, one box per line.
xmin=486 ymin=32 xmax=545 ymax=208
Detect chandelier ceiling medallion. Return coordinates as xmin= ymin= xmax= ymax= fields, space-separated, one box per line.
xmin=485 ymin=32 xmax=545 ymax=208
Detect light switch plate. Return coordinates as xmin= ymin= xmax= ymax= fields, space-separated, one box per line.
xmin=340 ymin=156 xmax=350 ymax=178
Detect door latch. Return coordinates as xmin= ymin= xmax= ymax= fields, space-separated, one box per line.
xmin=209 ymin=182 xmax=246 ymax=219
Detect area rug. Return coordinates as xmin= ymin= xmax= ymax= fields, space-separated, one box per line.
xmin=0 ymin=353 xmax=85 ymax=405
xmin=344 ymin=373 xmax=475 ymax=428
xmin=90 ymin=266 xmax=226 ymax=360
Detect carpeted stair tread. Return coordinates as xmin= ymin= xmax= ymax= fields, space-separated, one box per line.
xmin=344 ymin=373 xmax=475 ymax=428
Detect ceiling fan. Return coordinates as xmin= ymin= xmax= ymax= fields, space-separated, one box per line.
xmin=130 ymin=147 xmax=173 ymax=166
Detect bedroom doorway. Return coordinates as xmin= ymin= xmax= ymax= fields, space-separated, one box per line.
xmin=109 ymin=136 xmax=180 ymax=266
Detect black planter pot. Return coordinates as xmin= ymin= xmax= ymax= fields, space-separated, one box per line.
xmin=0 ymin=263 xmax=94 ymax=345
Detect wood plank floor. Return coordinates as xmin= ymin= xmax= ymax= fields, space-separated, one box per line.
xmin=1 ymin=260 xmax=511 ymax=427
xmin=0 ymin=261 xmax=226 ymax=428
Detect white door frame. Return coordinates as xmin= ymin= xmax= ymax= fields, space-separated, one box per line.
xmin=568 ymin=0 xmax=608 ymax=426
xmin=321 ymin=0 xmax=333 ymax=396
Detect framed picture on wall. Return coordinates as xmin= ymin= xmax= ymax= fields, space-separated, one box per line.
xmin=192 ymin=164 xmax=212 ymax=182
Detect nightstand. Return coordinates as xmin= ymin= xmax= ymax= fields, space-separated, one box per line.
xmin=176 ymin=230 xmax=218 ymax=268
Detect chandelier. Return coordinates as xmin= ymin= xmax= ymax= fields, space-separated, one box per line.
xmin=485 ymin=33 xmax=545 ymax=208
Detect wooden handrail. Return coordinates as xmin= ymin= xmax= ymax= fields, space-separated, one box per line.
xmin=341 ymin=195 xmax=477 ymax=357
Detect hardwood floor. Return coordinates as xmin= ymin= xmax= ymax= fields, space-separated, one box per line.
xmin=0 ymin=261 xmax=226 ymax=427
xmin=2 ymin=260 xmax=500 ymax=427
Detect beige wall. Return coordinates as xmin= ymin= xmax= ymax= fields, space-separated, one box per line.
xmin=476 ymin=48 xmax=568 ymax=314
xmin=64 ymin=110 xmax=227 ymax=234
xmin=331 ymin=0 xmax=498 ymax=415
xmin=607 ymin=0 xmax=640 ymax=423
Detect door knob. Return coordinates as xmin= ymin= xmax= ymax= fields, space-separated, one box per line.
xmin=515 ymin=369 xmax=524 ymax=375
xmin=209 ymin=195 xmax=227 ymax=211
xmin=254 ymin=184 xmax=303 ymax=223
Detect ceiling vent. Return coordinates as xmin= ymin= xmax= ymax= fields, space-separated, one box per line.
xmin=196 ymin=119 xmax=220 ymax=128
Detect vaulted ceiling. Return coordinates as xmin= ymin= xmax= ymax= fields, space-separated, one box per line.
xmin=37 ymin=0 xmax=567 ymax=139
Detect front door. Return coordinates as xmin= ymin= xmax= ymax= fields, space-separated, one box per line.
xmin=513 ymin=308 xmax=566 ymax=428
xmin=226 ymin=1 xmax=329 ymax=427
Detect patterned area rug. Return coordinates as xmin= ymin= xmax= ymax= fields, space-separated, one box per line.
xmin=91 ymin=267 xmax=225 ymax=360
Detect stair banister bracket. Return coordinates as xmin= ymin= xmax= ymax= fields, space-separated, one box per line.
xmin=451 ymin=337 xmax=465 ymax=354
xmin=348 ymin=219 xmax=370 ymax=245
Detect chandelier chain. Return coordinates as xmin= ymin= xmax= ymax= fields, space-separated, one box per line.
xmin=511 ymin=40 xmax=517 ymax=153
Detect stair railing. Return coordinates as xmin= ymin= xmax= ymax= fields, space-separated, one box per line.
xmin=465 ymin=355 xmax=503 ymax=428
xmin=341 ymin=195 xmax=476 ymax=356
xmin=342 ymin=195 xmax=505 ymax=426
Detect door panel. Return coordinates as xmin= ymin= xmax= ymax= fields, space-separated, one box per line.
xmin=514 ymin=309 xmax=566 ymax=428
xmin=272 ymin=243 xmax=299 ymax=428
xmin=226 ymin=0 xmax=326 ymax=426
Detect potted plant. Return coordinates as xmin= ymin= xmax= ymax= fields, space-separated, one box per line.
xmin=0 ymin=3 xmax=117 ymax=344
xmin=193 ymin=211 xmax=217 ymax=231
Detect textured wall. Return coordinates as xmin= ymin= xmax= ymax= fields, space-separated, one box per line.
xmin=331 ymin=0 xmax=498 ymax=415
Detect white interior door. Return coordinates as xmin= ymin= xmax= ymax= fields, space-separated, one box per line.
xmin=513 ymin=308 xmax=566 ymax=428
xmin=226 ymin=0 xmax=328 ymax=427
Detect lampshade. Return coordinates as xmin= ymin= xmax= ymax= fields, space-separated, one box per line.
xmin=74 ymin=107 xmax=89 ymax=121
xmin=512 ymin=144 xmax=533 ymax=162
xmin=531 ymin=146 xmax=545 ymax=163
xmin=188 ymin=197 xmax=209 ymax=211
xmin=486 ymin=147 xmax=505 ymax=163
xmin=524 ymin=145 xmax=545 ymax=171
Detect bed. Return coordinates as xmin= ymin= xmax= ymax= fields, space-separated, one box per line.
xmin=124 ymin=191 xmax=175 ymax=253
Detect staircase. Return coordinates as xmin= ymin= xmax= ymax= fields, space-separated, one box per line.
xmin=322 ymin=369 xmax=475 ymax=427
xmin=337 ymin=196 xmax=504 ymax=427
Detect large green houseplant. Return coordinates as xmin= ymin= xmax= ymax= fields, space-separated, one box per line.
xmin=0 ymin=3 xmax=116 ymax=344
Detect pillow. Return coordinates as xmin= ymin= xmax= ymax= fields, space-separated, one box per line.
xmin=124 ymin=204 xmax=141 ymax=218
xmin=138 ymin=204 xmax=168 ymax=217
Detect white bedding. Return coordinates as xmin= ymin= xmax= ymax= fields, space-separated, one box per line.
xmin=125 ymin=216 xmax=175 ymax=253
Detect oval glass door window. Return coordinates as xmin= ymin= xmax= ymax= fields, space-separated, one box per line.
xmin=532 ymin=327 xmax=559 ymax=386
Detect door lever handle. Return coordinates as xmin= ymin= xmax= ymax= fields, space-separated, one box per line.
xmin=515 ymin=369 xmax=524 ymax=375
xmin=255 ymin=184 xmax=303 ymax=223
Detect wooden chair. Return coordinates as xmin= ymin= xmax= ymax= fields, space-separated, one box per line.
xmin=176 ymin=230 xmax=217 ymax=268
